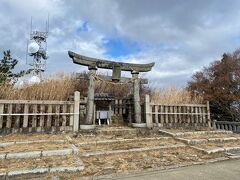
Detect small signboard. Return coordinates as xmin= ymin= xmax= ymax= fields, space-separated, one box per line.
xmin=97 ymin=110 xmax=108 ymax=119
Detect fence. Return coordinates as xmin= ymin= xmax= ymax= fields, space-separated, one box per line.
xmin=0 ymin=93 xmax=213 ymax=133
xmin=144 ymin=95 xmax=211 ymax=128
xmin=0 ymin=91 xmax=84 ymax=134
xmin=213 ymin=121 xmax=240 ymax=132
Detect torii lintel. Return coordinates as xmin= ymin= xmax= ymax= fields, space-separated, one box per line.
xmin=68 ymin=51 xmax=155 ymax=72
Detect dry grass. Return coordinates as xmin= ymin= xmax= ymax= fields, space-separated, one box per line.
xmin=185 ymin=133 xmax=240 ymax=140
xmin=0 ymin=73 xmax=203 ymax=104
xmin=0 ymin=74 xmax=77 ymax=100
xmin=0 ymin=142 xmax=70 ymax=153
xmin=0 ymin=133 xmax=66 ymax=142
xmin=0 ymin=155 xmax=76 ymax=173
xmin=0 ymin=72 xmax=135 ymax=100
xmin=196 ymin=141 xmax=240 ymax=150
xmin=150 ymin=86 xmax=203 ymax=104
xmin=162 ymin=127 xmax=213 ymax=133
xmin=78 ymin=139 xmax=181 ymax=153
xmin=77 ymin=147 xmax=226 ymax=177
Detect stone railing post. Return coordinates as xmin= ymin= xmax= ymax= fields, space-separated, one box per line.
xmin=207 ymin=101 xmax=211 ymax=127
xmin=145 ymin=94 xmax=153 ymax=128
xmin=73 ymin=91 xmax=80 ymax=132
xmin=212 ymin=119 xmax=217 ymax=129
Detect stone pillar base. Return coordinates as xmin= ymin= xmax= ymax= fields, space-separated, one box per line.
xmin=80 ymin=124 xmax=96 ymax=130
xmin=132 ymin=123 xmax=147 ymax=128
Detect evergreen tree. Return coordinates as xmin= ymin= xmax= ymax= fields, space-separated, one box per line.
xmin=0 ymin=50 xmax=25 ymax=84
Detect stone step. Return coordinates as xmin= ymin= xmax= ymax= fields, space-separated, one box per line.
xmin=0 ymin=165 xmax=84 ymax=178
xmin=0 ymin=147 xmax=77 ymax=160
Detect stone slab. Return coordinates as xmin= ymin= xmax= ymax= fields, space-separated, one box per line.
xmin=224 ymin=147 xmax=240 ymax=153
xmin=49 ymin=166 xmax=84 ymax=173
xmin=208 ymin=137 xmax=237 ymax=142
xmin=229 ymin=155 xmax=240 ymax=159
xmin=206 ymin=148 xmax=225 ymax=154
xmin=208 ymin=138 xmax=224 ymax=142
xmin=0 ymin=142 xmax=15 ymax=147
xmin=175 ymin=138 xmax=191 ymax=144
xmin=175 ymin=132 xmax=185 ymax=136
xmin=6 ymin=151 xmax=41 ymax=159
xmin=222 ymin=137 xmax=237 ymax=141
xmin=190 ymin=139 xmax=208 ymax=145
xmin=8 ymin=167 xmax=49 ymax=176
xmin=176 ymin=138 xmax=208 ymax=145
xmin=42 ymin=148 xmax=73 ymax=157
xmin=180 ymin=130 xmax=233 ymax=136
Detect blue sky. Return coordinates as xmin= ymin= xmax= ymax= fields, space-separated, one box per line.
xmin=103 ymin=38 xmax=141 ymax=58
xmin=1 ymin=0 xmax=240 ymax=87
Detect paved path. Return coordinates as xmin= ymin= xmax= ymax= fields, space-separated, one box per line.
xmin=103 ymin=159 xmax=240 ymax=180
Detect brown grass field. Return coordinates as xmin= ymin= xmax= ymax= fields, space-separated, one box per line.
xmin=0 ymin=73 xmax=203 ymax=104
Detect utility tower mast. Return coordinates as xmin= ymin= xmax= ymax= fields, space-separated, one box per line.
xmin=27 ymin=16 xmax=49 ymax=82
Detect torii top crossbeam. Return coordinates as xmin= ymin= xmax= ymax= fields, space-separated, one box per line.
xmin=68 ymin=51 xmax=154 ymax=72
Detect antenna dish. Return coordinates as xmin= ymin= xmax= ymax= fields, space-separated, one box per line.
xmin=28 ymin=75 xmax=41 ymax=84
xmin=28 ymin=41 xmax=39 ymax=54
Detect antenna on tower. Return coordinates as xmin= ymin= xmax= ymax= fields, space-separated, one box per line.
xmin=46 ymin=13 xmax=49 ymax=33
xmin=30 ymin=16 xmax=32 ymax=34
xmin=25 ymin=39 xmax=29 ymax=65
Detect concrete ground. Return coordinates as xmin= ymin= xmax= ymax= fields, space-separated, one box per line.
xmin=104 ymin=159 xmax=240 ymax=180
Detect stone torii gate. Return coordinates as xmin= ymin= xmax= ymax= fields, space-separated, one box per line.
xmin=68 ymin=51 xmax=154 ymax=126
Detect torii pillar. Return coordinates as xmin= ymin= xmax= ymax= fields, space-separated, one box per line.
xmin=132 ymin=71 xmax=141 ymax=123
xmin=85 ymin=66 xmax=97 ymax=125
